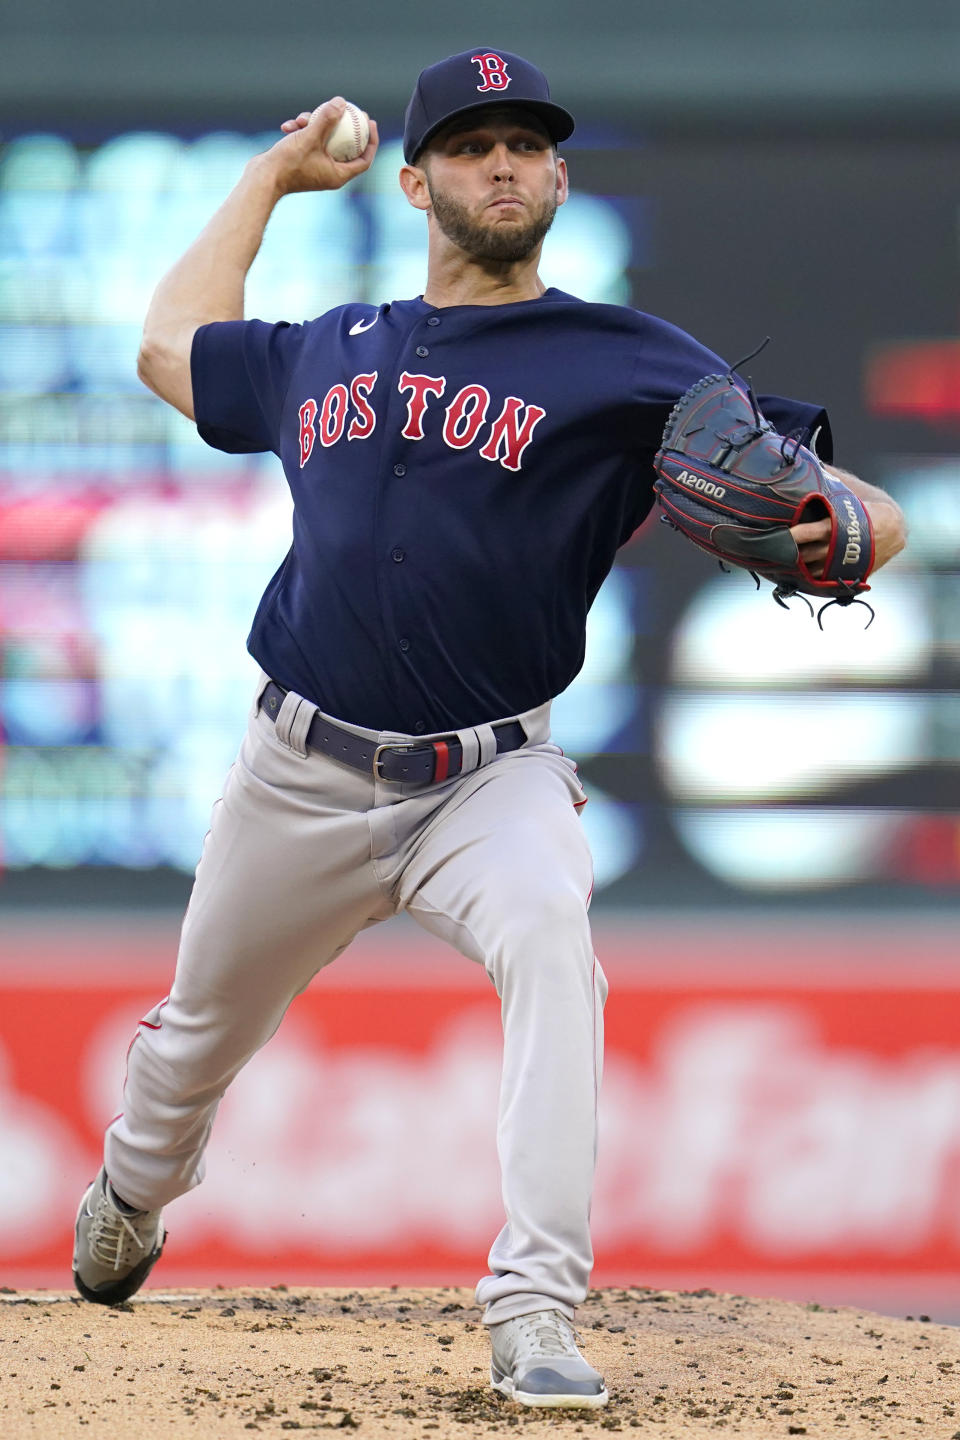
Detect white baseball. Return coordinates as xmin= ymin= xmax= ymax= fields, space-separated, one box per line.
xmin=325 ymin=102 xmax=370 ymax=162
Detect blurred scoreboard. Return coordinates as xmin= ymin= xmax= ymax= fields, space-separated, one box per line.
xmin=0 ymin=128 xmax=958 ymax=906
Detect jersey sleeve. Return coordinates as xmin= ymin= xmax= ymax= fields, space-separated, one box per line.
xmin=631 ymin=318 xmax=835 ymax=463
xmin=191 ymin=319 xmax=306 ymax=455
xmin=756 ymin=394 xmax=834 ymax=465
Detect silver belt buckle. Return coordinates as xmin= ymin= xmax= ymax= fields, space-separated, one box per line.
xmin=372 ymin=742 xmax=419 ymax=782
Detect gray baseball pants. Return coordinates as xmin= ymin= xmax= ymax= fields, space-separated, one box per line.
xmin=104 ymin=675 xmax=606 ymax=1324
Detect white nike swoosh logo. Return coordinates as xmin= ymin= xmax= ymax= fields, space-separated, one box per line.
xmin=348 ymin=314 xmax=379 ymax=336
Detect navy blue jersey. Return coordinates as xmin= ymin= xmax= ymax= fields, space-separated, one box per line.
xmin=191 ymin=289 xmax=831 ymax=733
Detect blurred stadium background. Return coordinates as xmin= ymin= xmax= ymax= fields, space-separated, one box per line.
xmin=2 ymin=1 xmax=959 ymax=1316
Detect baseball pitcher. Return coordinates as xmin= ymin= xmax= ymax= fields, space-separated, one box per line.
xmin=72 ymin=48 xmax=907 ymax=1409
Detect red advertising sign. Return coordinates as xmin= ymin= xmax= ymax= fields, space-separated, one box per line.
xmin=2 ymin=921 xmax=958 ymax=1315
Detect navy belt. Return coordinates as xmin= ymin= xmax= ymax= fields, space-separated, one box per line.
xmin=260 ymin=682 xmax=527 ymax=785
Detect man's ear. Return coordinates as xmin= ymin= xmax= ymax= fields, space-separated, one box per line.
xmin=399 ymin=163 xmax=432 ymax=212
xmin=555 ymin=156 xmax=569 ymax=208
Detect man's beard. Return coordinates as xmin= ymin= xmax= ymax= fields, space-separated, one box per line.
xmin=427 ymin=182 xmax=557 ymax=262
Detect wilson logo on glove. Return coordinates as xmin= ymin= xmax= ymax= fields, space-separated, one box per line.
xmin=653 ymin=364 xmax=875 ymax=628
xmin=840 ymin=494 xmax=864 ymax=564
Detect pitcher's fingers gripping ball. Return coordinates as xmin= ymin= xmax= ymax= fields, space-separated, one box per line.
xmin=654 ymin=370 xmax=876 ymax=626
xmin=280 ymin=100 xmax=370 ymax=153
xmin=323 ymin=101 xmax=370 ymax=160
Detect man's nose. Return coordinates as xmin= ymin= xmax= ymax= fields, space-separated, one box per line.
xmin=489 ymin=145 xmax=515 ymax=181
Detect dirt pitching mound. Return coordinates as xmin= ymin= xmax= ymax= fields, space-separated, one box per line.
xmin=2 ymin=1285 xmax=958 ymax=1438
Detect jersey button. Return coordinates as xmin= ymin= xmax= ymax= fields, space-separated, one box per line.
xmin=391 ymin=547 xmax=405 ymax=563
xmin=414 ymin=720 xmax=427 ymax=733
xmin=393 ymin=462 xmax=406 ymax=476
xmin=426 ymin=316 xmax=440 ymax=327
xmin=415 ymin=345 xmax=429 ymax=358
xmin=398 ymin=637 xmax=410 ymax=652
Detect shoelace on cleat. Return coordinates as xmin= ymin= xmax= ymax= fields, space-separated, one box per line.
xmin=508 ymin=1312 xmax=579 ymax=1362
xmin=88 ymin=1194 xmax=152 ymax=1271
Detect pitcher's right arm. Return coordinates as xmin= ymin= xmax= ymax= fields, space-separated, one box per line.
xmin=137 ymin=98 xmax=378 ymax=419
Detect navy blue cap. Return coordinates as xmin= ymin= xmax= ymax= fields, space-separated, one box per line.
xmin=403 ymin=48 xmax=575 ymax=164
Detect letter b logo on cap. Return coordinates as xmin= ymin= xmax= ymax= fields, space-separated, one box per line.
xmin=471 ymin=53 xmax=511 ymax=92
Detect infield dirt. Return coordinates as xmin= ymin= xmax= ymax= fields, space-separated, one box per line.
xmin=2 ymin=1285 xmax=958 ymax=1439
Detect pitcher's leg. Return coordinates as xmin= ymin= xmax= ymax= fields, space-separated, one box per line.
xmin=480 ymin=895 xmax=606 ymax=1324
xmin=105 ymin=713 xmax=387 ymax=1211
xmin=402 ymin=749 xmax=605 ymax=1325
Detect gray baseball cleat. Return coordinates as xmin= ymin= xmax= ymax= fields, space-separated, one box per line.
xmin=489 ymin=1309 xmax=609 ymax=1408
xmin=73 ymin=1168 xmax=165 ymax=1305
